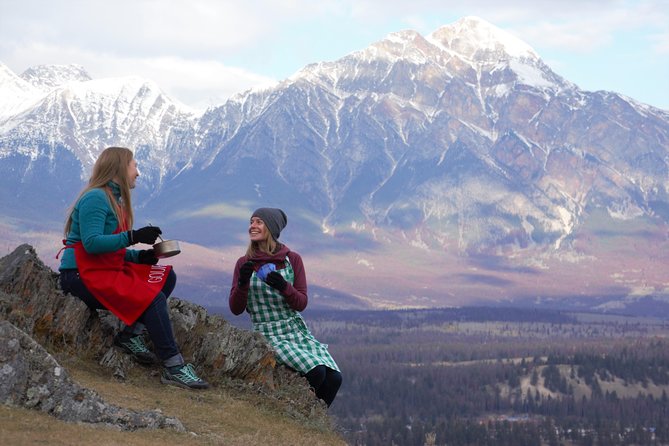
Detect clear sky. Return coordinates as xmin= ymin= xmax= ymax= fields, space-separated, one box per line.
xmin=1 ymin=0 xmax=667 ymax=112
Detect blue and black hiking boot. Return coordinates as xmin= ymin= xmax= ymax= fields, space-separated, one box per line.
xmin=161 ymin=363 xmax=209 ymax=389
xmin=113 ymin=333 xmax=158 ymax=365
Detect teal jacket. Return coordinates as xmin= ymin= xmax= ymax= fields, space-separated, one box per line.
xmin=59 ymin=182 xmax=140 ymax=270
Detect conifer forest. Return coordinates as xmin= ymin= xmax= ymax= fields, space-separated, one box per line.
xmin=304 ymin=307 xmax=669 ymax=446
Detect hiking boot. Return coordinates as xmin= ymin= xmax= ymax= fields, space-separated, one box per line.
xmin=161 ymin=363 xmax=209 ymax=390
xmin=113 ymin=333 xmax=158 ymax=365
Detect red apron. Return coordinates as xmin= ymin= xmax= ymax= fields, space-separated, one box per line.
xmin=68 ymin=225 xmax=172 ymax=326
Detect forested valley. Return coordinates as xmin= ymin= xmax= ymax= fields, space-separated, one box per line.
xmin=302 ymin=307 xmax=669 ymax=446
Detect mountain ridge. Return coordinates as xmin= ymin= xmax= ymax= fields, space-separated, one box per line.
xmin=1 ymin=16 xmax=668 ymax=313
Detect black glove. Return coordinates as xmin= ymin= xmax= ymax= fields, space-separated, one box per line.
xmin=237 ymin=261 xmax=254 ymax=286
xmin=265 ymin=271 xmax=288 ymax=292
xmin=137 ymin=249 xmax=159 ymax=265
xmin=128 ymin=226 xmax=162 ymax=245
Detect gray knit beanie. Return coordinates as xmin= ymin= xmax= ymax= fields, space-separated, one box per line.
xmin=251 ymin=208 xmax=287 ymax=241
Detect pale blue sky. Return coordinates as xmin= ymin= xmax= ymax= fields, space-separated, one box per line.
xmin=1 ymin=0 xmax=667 ymax=112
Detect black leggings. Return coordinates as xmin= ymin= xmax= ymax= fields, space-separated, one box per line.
xmin=304 ymin=365 xmax=342 ymax=407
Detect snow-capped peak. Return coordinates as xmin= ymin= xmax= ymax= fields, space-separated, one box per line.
xmin=293 ymin=16 xmax=543 ymax=87
xmin=0 ymin=62 xmax=34 ymax=92
xmin=369 ymin=29 xmax=436 ymax=64
xmin=21 ymin=64 xmax=92 ymax=92
xmin=428 ymin=16 xmax=539 ymax=61
xmin=0 ymin=62 xmax=42 ymax=119
xmin=60 ymin=75 xmax=156 ymax=100
xmin=0 ymin=71 xmax=195 ymax=167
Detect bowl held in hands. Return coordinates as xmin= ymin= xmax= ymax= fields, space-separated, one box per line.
xmin=153 ymin=240 xmax=181 ymax=258
xmin=257 ymin=263 xmax=276 ymax=281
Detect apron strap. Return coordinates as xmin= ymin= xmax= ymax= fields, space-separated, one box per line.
xmin=56 ymin=239 xmax=76 ymax=259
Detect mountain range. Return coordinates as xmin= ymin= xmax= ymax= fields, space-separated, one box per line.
xmin=1 ymin=17 xmax=668 ymax=316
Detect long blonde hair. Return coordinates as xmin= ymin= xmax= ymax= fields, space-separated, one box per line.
xmin=64 ymin=147 xmax=135 ymax=236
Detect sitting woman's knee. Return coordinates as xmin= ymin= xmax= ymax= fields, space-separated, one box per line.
xmin=327 ymin=369 xmax=342 ymax=388
xmin=162 ymin=269 xmax=177 ymax=298
xmin=305 ymin=365 xmax=327 ymax=389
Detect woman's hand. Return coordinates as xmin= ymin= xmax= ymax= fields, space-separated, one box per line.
xmin=237 ymin=261 xmax=254 ymax=286
xmin=138 ymin=249 xmax=159 ymax=265
xmin=265 ymin=271 xmax=287 ymax=292
xmin=128 ymin=226 xmax=162 ymax=245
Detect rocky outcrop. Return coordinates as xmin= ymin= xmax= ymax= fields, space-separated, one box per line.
xmin=0 ymin=319 xmax=184 ymax=431
xmin=0 ymin=244 xmax=276 ymax=385
xmin=167 ymin=298 xmax=276 ymax=385
xmin=0 ymin=244 xmax=328 ymax=430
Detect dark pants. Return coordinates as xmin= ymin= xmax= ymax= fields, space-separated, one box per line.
xmin=305 ymin=365 xmax=342 ymax=407
xmin=59 ymin=269 xmax=180 ymax=363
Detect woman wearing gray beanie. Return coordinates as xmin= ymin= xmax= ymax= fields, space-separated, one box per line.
xmin=229 ymin=207 xmax=342 ymax=407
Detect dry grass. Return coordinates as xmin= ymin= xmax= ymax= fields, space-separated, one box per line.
xmin=0 ymin=355 xmax=347 ymax=446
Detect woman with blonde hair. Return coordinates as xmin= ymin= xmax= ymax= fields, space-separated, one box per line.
xmin=229 ymin=207 xmax=342 ymax=406
xmin=59 ymin=146 xmax=208 ymax=389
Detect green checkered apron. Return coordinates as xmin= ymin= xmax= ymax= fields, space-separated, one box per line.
xmin=247 ymin=257 xmax=339 ymax=374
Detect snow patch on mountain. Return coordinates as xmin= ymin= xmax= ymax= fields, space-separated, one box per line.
xmin=508 ymin=60 xmax=557 ymax=89
xmin=428 ymin=16 xmax=539 ymax=61
xmin=0 ymin=63 xmax=43 ymax=120
xmin=363 ymin=29 xmax=437 ymax=65
xmin=21 ymin=64 xmax=92 ymax=92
